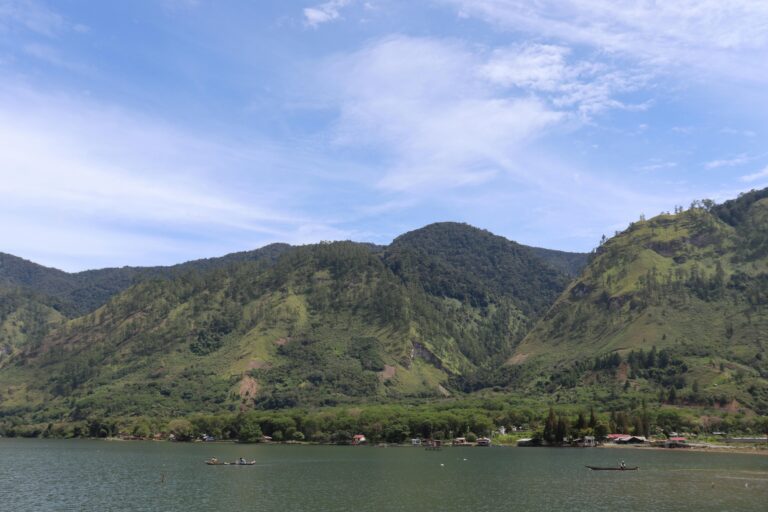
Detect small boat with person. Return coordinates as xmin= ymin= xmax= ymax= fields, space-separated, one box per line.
xmin=585 ymin=460 xmax=638 ymax=471
xmin=585 ymin=465 xmax=638 ymax=471
xmin=206 ymin=457 xmax=256 ymax=466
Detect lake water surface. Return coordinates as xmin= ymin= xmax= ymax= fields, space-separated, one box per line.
xmin=1 ymin=439 xmax=766 ymax=511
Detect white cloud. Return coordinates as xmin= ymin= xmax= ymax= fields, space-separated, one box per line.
xmin=740 ymin=165 xmax=768 ymax=182
xmin=0 ymin=85 xmax=354 ymax=270
xmin=0 ymin=0 xmax=67 ymax=36
xmin=720 ymin=127 xmax=758 ymax=137
xmin=442 ymin=0 xmax=768 ymax=84
xmin=303 ymin=0 xmax=352 ymax=27
xmin=23 ymin=43 xmax=93 ymax=73
xmin=640 ymin=162 xmax=677 ymax=172
xmin=704 ymin=153 xmax=751 ymax=169
xmin=319 ymin=36 xmax=654 ymax=191
xmin=483 ymin=43 xmax=648 ymax=116
xmin=481 ymin=44 xmax=570 ymax=91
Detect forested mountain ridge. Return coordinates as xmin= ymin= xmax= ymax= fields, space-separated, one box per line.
xmin=0 ymin=244 xmax=292 ymax=318
xmin=0 ymin=224 xmax=582 ymax=423
xmin=514 ymin=189 xmax=768 ymax=413
xmin=384 ymin=223 xmax=574 ymax=317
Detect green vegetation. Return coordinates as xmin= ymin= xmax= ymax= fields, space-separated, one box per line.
xmin=0 ymin=224 xmax=579 ymax=426
xmin=0 ymin=192 xmax=767 ymax=436
xmin=2 ymin=397 xmax=765 ymax=445
xmin=515 ymin=190 xmax=768 ymax=414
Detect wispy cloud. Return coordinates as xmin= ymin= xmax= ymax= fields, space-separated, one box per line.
xmin=0 ymin=84 xmax=354 ymax=270
xmin=319 ymin=35 xmax=648 ymax=192
xmin=704 ymin=153 xmax=751 ymax=169
xmin=23 ymin=43 xmax=93 ymax=73
xmin=0 ymin=0 xmax=67 ymax=36
xmin=740 ymin=165 xmax=768 ymax=182
xmin=441 ymin=0 xmax=768 ymax=84
xmin=481 ymin=43 xmax=649 ymax=116
xmin=640 ymin=161 xmax=677 ymax=172
xmin=720 ymin=127 xmax=758 ymax=137
xmin=303 ymin=0 xmax=352 ymax=27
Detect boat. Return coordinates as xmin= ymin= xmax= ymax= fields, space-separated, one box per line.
xmin=585 ymin=465 xmax=638 ymax=471
xmin=206 ymin=459 xmax=256 ymax=465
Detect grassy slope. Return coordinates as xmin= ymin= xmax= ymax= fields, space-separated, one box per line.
xmin=515 ymin=195 xmax=768 ymax=413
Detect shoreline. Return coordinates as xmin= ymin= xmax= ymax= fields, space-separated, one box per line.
xmin=599 ymin=443 xmax=768 ymax=456
xmin=5 ymin=436 xmax=767 ymax=455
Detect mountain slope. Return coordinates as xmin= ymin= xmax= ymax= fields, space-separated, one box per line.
xmin=385 ymin=222 xmax=571 ymax=317
xmin=0 ymin=244 xmax=292 ymax=318
xmin=514 ymin=191 xmax=768 ymax=413
xmin=0 ymin=224 xmax=578 ymax=422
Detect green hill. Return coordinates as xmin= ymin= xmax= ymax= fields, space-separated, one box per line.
xmin=0 ymin=288 xmax=65 ymax=363
xmin=514 ymin=190 xmax=768 ymax=413
xmin=0 ymin=224 xmax=578 ymax=424
xmin=0 ymin=244 xmax=291 ymax=318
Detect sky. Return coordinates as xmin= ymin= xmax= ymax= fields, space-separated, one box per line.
xmin=1 ymin=0 xmax=767 ymax=272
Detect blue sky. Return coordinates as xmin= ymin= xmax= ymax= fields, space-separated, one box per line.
xmin=1 ymin=0 xmax=767 ymax=271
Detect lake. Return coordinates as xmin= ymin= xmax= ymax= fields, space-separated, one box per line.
xmin=1 ymin=439 xmax=766 ymax=511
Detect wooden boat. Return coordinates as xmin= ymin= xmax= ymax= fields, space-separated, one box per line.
xmin=206 ymin=460 xmax=256 ymax=465
xmin=585 ymin=465 xmax=638 ymax=471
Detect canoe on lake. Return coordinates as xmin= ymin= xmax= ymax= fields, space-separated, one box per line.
xmin=206 ymin=460 xmax=256 ymax=465
xmin=585 ymin=465 xmax=638 ymax=471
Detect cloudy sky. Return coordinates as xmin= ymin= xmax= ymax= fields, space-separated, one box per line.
xmin=1 ymin=0 xmax=767 ymax=271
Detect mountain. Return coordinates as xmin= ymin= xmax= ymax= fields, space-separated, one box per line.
xmin=0 ymin=288 xmax=65 ymax=359
xmin=513 ymin=189 xmax=768 ymax=413
xmin=384 ymin=222 xmax=573 ymax=317
xmin=526 ymin=247 xmax=590 ymax=278
xmin=0 ymin=244 xmax=292 ymax=318
xmin=0 ymin=224 xmax=581 ymax=423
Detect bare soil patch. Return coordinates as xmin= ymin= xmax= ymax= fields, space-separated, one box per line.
xmin=507 ymin=353 xmax=529 ymax=365
xmin=238 ymin=376 xmax=260 ymax=398
xmin=378 ymin=365 xmax=396 ymax=381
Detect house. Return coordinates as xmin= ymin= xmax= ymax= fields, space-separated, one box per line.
xmin=615 ymin=435 xmax=647 ymax=445
xmin=352 ymin=434 xmax=367 ymax=445
xmin=661 ymin=437 xmax=689 ymax=448
xmin=476 ymin=437 xmax=491 ymax=447
xmin=607 ymin=434 xmax=646 ymax=444
xmin=574 ymin=436 xmax=596 ymax=447
xmin=411 ymin=438 xmax=422 ymax=446
xmin=452 ymin=437 xmax=469 ymax=446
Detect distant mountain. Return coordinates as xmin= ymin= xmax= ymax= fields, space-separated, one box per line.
xmin=0 ymin=244 xmax=292 ymax=317
xmin=0 ymin=223 xmax=582 ymax=422
xmin=514 ymin=189 xmax=768 ymax=413
xmin=385 ymin=222 xmax=573 ymax=316
xmin=526 ymin=247 xmax=590 ymax=278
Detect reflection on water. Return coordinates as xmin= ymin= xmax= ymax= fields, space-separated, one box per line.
xmin=1 ymin=439 xmax=766 ymax=511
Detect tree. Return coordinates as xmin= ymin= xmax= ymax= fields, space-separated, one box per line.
xmin=543 ymin=408 xmax=557 ymax=445
xmin=168 ymin=419 xmax=194 ymax=441
xmin=575 ymin=412 xmax=586 ymax=431
xmin=594 ymin=423 xmax=608 ymax=442
xmin=236 ymin=412 xmax=263 ymax=443
xmin=555 ymin=417 xmax=568 ymax=444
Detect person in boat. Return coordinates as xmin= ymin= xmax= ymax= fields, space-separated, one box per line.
xmin=620 ymin=460 xmax=626 ymax=470
xmin=238 ymin=457 xmax=246 ymax=464
xmin=210 ymin=456 xmax=218 ymax=464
